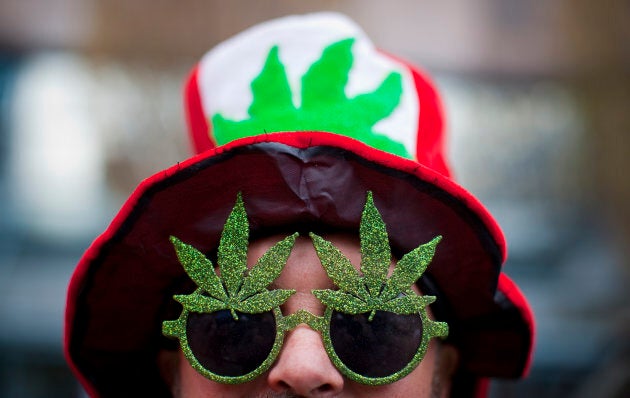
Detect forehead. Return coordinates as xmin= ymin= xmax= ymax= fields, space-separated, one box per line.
xmin=247 ymin=233 xmax=361 ymax=287
xmin=245 ymin=233 xmax=421 ymax=296
xmin=247 ymin=233 xmax=361 ymax=267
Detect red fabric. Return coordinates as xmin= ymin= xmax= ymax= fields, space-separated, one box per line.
xmin=381 ymin=50 xmax=451 ymax=178
xmin=410 ymin=66 xmax=451 ymax=178
xmin=498 ymin=273 xmax=536 ymax=375
xmin=184 ymin=64 xmax=214 ymax=153
xmin=474 ymin=378 xmax=490 ymax=398
xmin=188 ymin=130 xmax=505 ymax=261
xmin=65 ymin=132 xmax=532 ymax=397
xmin=65 ymin=246 xmax=100 ymax=398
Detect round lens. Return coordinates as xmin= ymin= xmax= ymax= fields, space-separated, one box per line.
xmin=329 ymin=310 xmax=423 ymax=378
xmin=186 ymin=310 xmax=276 ymax=377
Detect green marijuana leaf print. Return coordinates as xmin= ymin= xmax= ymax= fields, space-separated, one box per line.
xmin=212 ymin=39 xmax=411 ymax=158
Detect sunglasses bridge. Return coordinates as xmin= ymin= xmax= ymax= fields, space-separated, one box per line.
xmin=277 ymin=309 xmax=327 ymax=333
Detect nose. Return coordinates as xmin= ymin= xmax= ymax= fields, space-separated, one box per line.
xmin=267 ymin=325 xmax=344 ymax=396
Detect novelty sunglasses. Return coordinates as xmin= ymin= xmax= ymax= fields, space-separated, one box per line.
xmin=162 ymin=192 xmax=448 ymax=385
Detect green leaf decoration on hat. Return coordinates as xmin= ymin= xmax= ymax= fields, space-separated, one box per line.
xmin=167 ymin=193 xmax=297 ymax=321
xmin=310 ymin=192 xmax=441 ymax=321
xmin=212 ymin=38 xmax=412 ymax=159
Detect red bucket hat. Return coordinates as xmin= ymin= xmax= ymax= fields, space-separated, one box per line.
xmin=65 ymin=13 xmax=534 ymax=397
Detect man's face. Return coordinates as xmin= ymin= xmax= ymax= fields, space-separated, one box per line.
xmin=163 ymin=234 xmax=456 ymax=397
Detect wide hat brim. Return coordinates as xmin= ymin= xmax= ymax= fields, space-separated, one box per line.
xmin=65 ymin=132 xmax=534 ymax=396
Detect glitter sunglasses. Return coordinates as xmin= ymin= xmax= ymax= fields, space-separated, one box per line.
xmin=162 ymin=192 xmax=448 ymax=385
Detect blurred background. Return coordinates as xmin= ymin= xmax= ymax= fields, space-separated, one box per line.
xmin=0 ymin=1 xmax=628 ymax=397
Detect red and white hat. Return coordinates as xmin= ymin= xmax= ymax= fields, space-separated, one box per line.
xmin=65 ymin=13 xmax=534 ymax=397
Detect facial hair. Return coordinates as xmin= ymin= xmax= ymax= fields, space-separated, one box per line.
xmin=254 ymin=392 xmax=303 ymax=398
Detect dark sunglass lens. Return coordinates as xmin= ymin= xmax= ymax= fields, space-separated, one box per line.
xmin=186 ymin=310 xmax=276 ymax=377
xmin=330 ymin=310 xmax=423 ymax=377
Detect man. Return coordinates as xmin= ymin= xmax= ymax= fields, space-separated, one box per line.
xmin=65 ymin=13 xmax=534 ymax=398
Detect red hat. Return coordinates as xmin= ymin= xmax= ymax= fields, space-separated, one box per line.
xmin=65 ymin=13 xmax=533 ymax=397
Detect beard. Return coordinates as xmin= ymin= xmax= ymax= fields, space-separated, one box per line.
xmin=253 ymin=393 xmax=303 ymax=398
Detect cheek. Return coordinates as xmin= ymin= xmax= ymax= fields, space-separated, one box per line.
xmin=175 ymin=351 xmax=262 ymax=398
xmin=344 ymin=340 xmax=438 ymax=397
xmin=400 ymin=341 xmax=438 ymax=395
xmin=175 ymin=352 xmax=220 ymax=397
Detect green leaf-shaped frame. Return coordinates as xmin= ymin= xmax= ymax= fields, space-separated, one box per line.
xmin=162 ymin=193 xmax=297 ymax=383
xmin=310 ymin=191 xmax=448 ymax=384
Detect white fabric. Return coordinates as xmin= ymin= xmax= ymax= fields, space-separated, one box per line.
xmin=198 ymin=12 xmax=419 ymax=158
